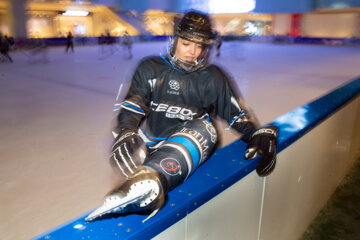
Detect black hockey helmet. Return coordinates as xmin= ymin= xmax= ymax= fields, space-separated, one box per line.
xmin=175 ymin=10 xmax=216 ymax=45
xmin=168 ymin=10 xmax=217 ymax=72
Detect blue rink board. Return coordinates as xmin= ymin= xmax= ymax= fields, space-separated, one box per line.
xmin=32 ymin=77 xmax=360 ymax=240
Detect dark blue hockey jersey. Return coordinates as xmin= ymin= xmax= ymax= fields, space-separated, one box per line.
xmin=115 ymin=56 xmax=257 ymax=142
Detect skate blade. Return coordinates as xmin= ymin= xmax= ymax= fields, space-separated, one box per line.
xmin=85 ymin=193 xmax=147 ymax=222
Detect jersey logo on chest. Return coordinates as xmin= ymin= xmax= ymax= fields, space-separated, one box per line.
xmin=167 ymin=79 xmax=181 ymax=95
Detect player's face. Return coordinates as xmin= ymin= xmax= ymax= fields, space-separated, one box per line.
xmin=175 ymin=37 xmax=203 ymax=62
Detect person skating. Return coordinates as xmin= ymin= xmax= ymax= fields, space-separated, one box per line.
xmin=65 ymin=31 xmax=74 ymax=53
xmin=86 ymin=10 xmax=278 ymax=222
xmin=122 ymin=31 xmax=132 ymax=59
xmin=0 ymin=32 xmax=13 ymax=62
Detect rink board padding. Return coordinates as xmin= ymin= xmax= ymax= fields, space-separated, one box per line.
xmin=32 ymin=77 xmax=360 ymax=240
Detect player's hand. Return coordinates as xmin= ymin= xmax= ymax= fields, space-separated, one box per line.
xmin=110 ymin=129 xmax=146 ymax=178
xmin=244 ymin=126 xmax=278 ymax=177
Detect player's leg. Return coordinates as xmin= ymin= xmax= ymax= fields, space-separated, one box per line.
xmin=145 ymin=118 xmax=217 ymax=191
xmin=87 ymin=119 xmax=217 ymax=222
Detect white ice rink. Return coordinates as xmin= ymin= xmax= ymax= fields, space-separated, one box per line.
xmin=1 ymin=41 xmax=360 ymax=240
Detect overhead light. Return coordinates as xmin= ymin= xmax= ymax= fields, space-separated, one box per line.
xmin=62 ymin=10 xmax=89 ymax=17
xmin=189 ymin=0 xmax=256 ymax=13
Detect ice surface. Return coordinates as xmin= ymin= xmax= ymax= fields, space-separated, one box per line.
xmin=0 ymin=41 xmax=359 ymax=240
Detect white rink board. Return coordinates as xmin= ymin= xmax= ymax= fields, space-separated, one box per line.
xmin=153 ymin=95 xmax=360 ymax=240
xmin=260 ymin=96 xmax=359 ymax=240
xmin=154 ymin=171 xmax=263 ymax=240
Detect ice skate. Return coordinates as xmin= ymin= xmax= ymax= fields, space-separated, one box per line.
xmin=85 ymin=166 xmax=166 ymax=222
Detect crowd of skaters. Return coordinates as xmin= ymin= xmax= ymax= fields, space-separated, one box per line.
xmin=0 ymin=30 xmax=135 ymax=63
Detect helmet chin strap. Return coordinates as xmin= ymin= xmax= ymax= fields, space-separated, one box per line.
xmin=169 ymin=54 xmax=203 ymax=72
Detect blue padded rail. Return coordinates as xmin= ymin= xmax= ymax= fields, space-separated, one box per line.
xmin=32 ymin=77 xmax=360 ymax=240
xmin=271 ymin=77 xmax=360 ymax=152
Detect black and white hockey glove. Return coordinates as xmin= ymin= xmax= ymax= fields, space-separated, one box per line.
xmin=110 ymin=129 xmax=147 ymax=178
xmin=244 ymin=126 xmax=278 ymax=177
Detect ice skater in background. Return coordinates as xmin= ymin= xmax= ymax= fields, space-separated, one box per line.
xmin=65 ymin=32 xmax=74 ymax=53
xmin=122 ymin=31 xmax=132 ymax=59
xmin=86 ymin=10 xmax=278 ymax=222
xmin=0 ymin=32 xmax=13 ymax=62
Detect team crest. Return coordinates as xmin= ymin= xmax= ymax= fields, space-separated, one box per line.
xmin=169 ymin=80 xmax=180 ymax=91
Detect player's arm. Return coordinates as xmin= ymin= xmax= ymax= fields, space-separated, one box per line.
xmin=111 ymin=62 xmax=151 ymax=177
xmin=213 ymin=69 xmax=278 ymax=177
xmin=230 ymin=95 xmax=278 ymax=177
xmin=209 ymin=67 xmax=259 ymax=141
xmin=115 ymin=62 xmax=150 ymax=133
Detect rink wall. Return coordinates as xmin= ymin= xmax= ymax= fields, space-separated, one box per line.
xmin=32 ymin=77 xmax=360 ymax=240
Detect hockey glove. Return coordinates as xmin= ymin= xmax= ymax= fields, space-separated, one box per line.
xmin=244 ymin=126 xmax=278 ymax=177
xmin=110 ymin=129 xmax=146 ymax=178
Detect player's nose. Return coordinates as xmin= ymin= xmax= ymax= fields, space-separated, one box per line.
xmin=189 ymin=44 xmax=196 ymax=55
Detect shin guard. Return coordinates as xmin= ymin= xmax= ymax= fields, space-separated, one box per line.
xmin=145 ymin=119 xmax=217 ymax=191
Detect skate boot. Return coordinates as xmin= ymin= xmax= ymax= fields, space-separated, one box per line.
xmin=85 ymin=166 xmax=167 ymax=222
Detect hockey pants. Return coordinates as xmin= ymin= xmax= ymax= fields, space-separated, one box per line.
xmin=142 ymin=119 xmax=216 ymax=191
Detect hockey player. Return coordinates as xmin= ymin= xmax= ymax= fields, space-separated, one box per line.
xmin=86 ymin=10 xmax=278 ymax=222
